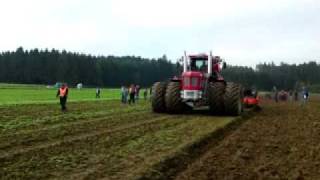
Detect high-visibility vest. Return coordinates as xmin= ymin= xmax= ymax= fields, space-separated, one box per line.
xmin=59 ymin=87 xmax=67 ymax=97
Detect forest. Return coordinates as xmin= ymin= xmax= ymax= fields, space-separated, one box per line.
xmin=0 ymin=47 xmax=319 ymax=91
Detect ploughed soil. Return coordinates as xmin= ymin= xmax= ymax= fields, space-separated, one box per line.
xmin=175 ymin=97 xmax=320 ymax=180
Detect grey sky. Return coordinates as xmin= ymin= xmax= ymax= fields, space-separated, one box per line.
xmin=0 ymin=0 xmax=319 ymax=66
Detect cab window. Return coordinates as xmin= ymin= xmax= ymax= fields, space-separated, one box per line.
xmin=191 ymin=59 xmax=207 ymax=72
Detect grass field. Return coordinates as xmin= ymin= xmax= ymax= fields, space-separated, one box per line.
xmin=0 ymin=83 xmax=240 ymax=179
xmin=0 ymin=99 xmax=237 ymax=179
xmin=0 ymin=83 xmax=120 ymax=105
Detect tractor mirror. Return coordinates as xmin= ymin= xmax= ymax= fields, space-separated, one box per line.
xmin=223 ymin=62 xmax=227 ymax=69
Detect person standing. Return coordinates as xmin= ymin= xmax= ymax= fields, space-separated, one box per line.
xmin=289 ymin=90 xmax=293 ymax=102
xmin=302 ymin=86 xmax=309 ymax=105
xmin=96 ymin=87 xmax=101 ymax=98
xmin=56 ymin=83 xmax=69 ymax=111
xmin=124 ymin=86 xmax=129 ymax=103
xmin=128 ymin=84 xmax=136 ymax=105
xmin=121 ymin=86 xmax=125 ymax=103
xmin=273 ymin=86 xmax=278 ymax=103
xmin=294 ymin=90 xmax=298 ymax=101
xmin=135 ymin=85 xmax=140 ymax=102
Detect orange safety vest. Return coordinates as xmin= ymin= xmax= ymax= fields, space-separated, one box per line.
xmin=59 ymin=87 xmax=67 ymax=97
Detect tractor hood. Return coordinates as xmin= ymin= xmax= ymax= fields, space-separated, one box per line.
xmin=181 ymin=71 xmax=204 ymax=90
xmin=182 ymin=71 xmax=204 ymax=77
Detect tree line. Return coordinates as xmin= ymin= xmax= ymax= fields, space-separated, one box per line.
xmin=223 ymin=62 xmax=320 ymax=92
xmin=0 ymin=47 xmax=319 ymax=92
xmin=0 ymin=47 xmax=177 ymax=87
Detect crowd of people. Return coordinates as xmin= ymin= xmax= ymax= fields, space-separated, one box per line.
xmin=121 ymin=84 xmax=149 ymax=104
xmin=271 ymin=86 xmax=309 ymax=105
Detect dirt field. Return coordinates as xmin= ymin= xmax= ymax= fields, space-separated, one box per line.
xmin=176 ymin=97 xmax=320 ymax=180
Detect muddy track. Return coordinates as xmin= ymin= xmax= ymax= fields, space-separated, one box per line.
xmin=175 ymin=99 xmax=320 ymax=180
xmin=138 ymin=111 xmax=254 ymax=180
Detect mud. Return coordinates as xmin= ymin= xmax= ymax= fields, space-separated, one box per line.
xmin=176 ymin=98 xmax=320 ymax=180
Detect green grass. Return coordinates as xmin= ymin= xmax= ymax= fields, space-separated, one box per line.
xmin=0 ymin=84 xmax=120 ymax=105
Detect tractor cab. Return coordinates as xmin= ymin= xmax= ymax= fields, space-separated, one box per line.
xmin=189 ymin=54 xmax=208 ymax=73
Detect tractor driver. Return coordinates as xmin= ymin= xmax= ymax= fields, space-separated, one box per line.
xmin=190 ymin=58 xmax=207 ymax=72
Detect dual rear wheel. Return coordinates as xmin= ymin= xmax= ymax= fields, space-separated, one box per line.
xmin=152 ymin=81 xmax=243 ymax=116
xmin=208 ymin=82 xmax=243 ymax=116
xmin=151 ymin=81 xmax=184 ymax=113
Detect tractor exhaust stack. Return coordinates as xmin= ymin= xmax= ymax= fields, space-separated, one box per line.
xmin=183 ymin=51 xmax=188 ymax=73
xmin=208 ymin=51 xmax=212 ymax=75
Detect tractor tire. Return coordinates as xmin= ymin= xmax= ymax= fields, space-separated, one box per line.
xmin=208 ymin=82 xmax=226 ymax=115
xmin=165 ymin=82 xmax=184 ymax=113
xmin=151 ymin=82 xmax=167 ymax=113
xmin=224 ymin=83 xmax=244 ymax=116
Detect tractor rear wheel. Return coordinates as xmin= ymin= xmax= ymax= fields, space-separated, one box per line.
xmin=208 ymin=82 xmax=225 ymax=115
xmin=151 ymin=82 xmax=167 ymax=113
xmin=165 ymin=82 xmax=184 ymax=113
xmin=224 ymin=83 xmax=243 ymax=116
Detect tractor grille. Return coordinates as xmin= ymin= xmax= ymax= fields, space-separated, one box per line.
xmin=183 ymin=77 xmax=190 ymax=86
xmin=183 ymin=77 xmax=199 ymax=87
xmin=191 ymin=77 xmax=198 ymax=86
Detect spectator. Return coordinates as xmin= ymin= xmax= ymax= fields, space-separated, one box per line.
xmin=128 ymin=84 xmax=136 ymax=105
xmin=135 ymin=85 xmax=140 ymax=101
xmin=121 ymin=86 xmax=126 ymax=104
xmin=294 ymin=90 xmax=298 ymax=101
xmin=96 ymin=87 xmax=101 ymax=98
xmin=273 ymin=86 xmax=278 ymax=103
xmin=289 ymin=90 xmax=293 ymax=102
xmin=124 ymin=86 xmax=129 ymax=103
xmin=302 ymin=87 xmax=309 ymax=105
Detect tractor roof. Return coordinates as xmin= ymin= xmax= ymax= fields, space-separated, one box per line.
xmin=188 ymin=53 xmax=208 ymax=59
xmin=188 ymin=54 xmax=221 ymax=60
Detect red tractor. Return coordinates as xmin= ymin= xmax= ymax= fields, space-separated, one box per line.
xmin=151 ymin=52 xmax=244 ymax=116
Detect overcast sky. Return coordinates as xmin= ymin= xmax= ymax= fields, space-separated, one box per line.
xmin=0 ymin=0 xmax=319 ymax=66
